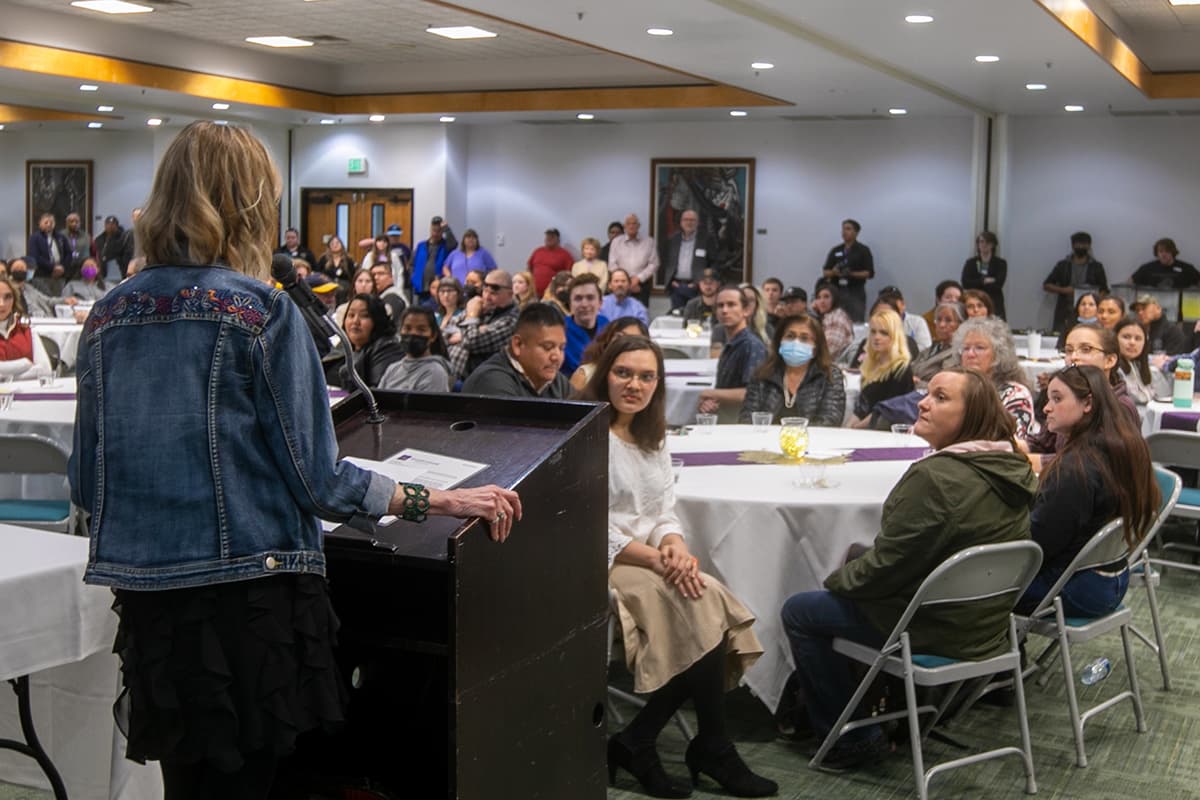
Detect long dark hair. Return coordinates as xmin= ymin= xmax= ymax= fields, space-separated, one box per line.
xmin=346 ymin=293 xmax=395 ymax=344
xmin=1064 ymin=323 xmax=1122 ymax=388
xmin=756 ymin=314 xmax=832 ymax=381
xmin=1114 ymin=316 xmax=1152 ymax=385
xmin=399 ymin=306 xmax=448 ymax=357
xmin=1042 ymin=365 xmax=1159 ymax=547
xmin=580 ymin=316 xmax=649 ymax=365
xmin=576 ymin=336 xmax=666 ymax=453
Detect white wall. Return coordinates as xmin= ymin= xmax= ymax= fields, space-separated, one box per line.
xmin=1003 ymin=115 xmax=1200 ymax=329
xmin=1 ymin=129 xmax=155 ymax=260
xmin=463 ymin=118 xmax=978 ymax=306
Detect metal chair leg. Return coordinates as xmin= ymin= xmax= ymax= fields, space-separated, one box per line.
xmin=1120 ymin=626 xmax=1147 ymax=733
xmin=900 ymin=635 xmax=929 ymax=800
xmin=1140 ymin=558 xmax=1172 ymax=691
xmin=1053 ymin=601 xmax=1088 ymax=768
xmin=1007 ymin=618 xmax=1038 ymax=795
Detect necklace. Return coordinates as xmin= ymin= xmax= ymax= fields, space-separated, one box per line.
xmin=783 ymin=371 xmax=804 ymax=408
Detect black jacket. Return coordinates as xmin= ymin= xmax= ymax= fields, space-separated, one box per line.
xmin=95 ymin=228 xmax=135 ymax=277
xmin=739 ymin=363 xmax=846 ymax=426
xmin=1044 ymin=257 xmax=1108 ymax=331
xmin=461 ymin=350 xmax=572 ymax=399
xmin=961 ymin=256 xmax=1008 ymax=320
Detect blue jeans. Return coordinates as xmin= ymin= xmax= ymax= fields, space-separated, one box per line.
xmin=669 ymin=281 xmax=699 ymax=310
xmin=780 ymin=590 xmax=887 ymax=743
xmin=1017 ymin=567 xmax=1130 ymax=619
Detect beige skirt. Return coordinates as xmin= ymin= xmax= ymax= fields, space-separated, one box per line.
xmin=610 ymin=564 xmax=763 ymax=694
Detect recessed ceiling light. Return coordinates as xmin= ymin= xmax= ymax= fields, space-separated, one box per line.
xmin=79 ymin=84 xmax=99 ymax=92
xmin=214 ymin=120 xmax=229 ymax=125
xmin=146 ymin=118 xmax=163 ymax=126
xmin=319 ymin=118 xmax=336 ymax=125
xmin=97 ymin=105 xmax=114 ymax=112
xmin=88 ymin=122 xmax=103 ymax=128
xmin=646 ymin=27 xmax=674 ymax=36
xmin=245 ymin=36 xmax=313 ymax=48
xmin=368 ymin=114 xmax=385 ymax=122
xmin=212 ymin=102 xmax=230 ymax=110
xmin=1064 ymin=104 xmax=1084 ymax=112
xmin=904 ymin=14 xmax=934 ymax=23
xmin=71 ymin=0 xmax=153 ymax=13
xmin=889 ymin=108 xmax=908 ymax=115
xmin=1025 ymin=83 xmax=1048 ymax=91
xmin=576 ymin=113 xmax=595 ymax=120
xmin=751 ymin=62 xmax=774 ymax=70
xmin=439 ymin=116 xmax=456 ymax=123
xmin=426 ymin=26 xmax=497 ymax=40
xmin=729 ymin=110 xmax=748 ymax=117
xmin=0 ymin=125 xmax=6 ymax=131
xmin=975 ymin=55 xmax=1000 ymax=63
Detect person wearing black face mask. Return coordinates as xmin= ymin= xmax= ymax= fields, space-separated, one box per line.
xmin=1043 ymin=231 xmax=1109 ymax=333
xmin=379 ymin=307 xmax=452 ymax=392
xmin=7 ymin=258 xmax=54 ymax=317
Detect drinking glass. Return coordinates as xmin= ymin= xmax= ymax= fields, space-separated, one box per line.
xmin=779 ymin=417 xmax=809 ymax=459
xmin=671 ymin=457 xmax=685 ymax=484
xmin=751 ymin=412 xmax=772 ymax=433
xmin=695 ymin=413 xmax=718 ymax=433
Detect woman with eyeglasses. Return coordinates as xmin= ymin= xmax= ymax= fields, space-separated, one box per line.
xmin=578 ymin=336 xmax=776 ymax=799
xmin=1016 ymin=364 xmax=1159 ymax=617
xmin=1021 ymin=323 xmax=1138 ymax=472
xmin=740 ymin=314 xmax=846 ymax=426
xmin=568 ymin=316 xmax=649 ymax=391
xmin=952 ymin=317 xmax=1034 ymax=437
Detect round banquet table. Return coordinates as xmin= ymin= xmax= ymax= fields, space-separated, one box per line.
xmin=650 ymin=328 xmax=712 ymax=360
xmin=665 ymin=424 xmax=928 ymax=712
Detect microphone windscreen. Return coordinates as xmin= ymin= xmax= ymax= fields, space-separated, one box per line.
xmin=271 ymin=252 xmax=297 ymax=284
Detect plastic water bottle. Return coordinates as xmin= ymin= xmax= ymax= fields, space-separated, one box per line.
xmin=1080 ymin=657 xmax=1112 ymax=686
xmin=1174 ymin=357 xmax=1194 ymax=409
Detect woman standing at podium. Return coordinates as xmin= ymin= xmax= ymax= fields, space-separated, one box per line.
xmin=580 ymin=336 xmax=777 ymax=798
xmin=68 ymin=121 xmax=520 ymax=800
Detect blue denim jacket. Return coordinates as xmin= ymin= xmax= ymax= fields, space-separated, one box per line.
xmin=69 ymin=264 xmax=394 ymax=590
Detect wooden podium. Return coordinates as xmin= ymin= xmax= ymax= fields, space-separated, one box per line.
xmin=275 ymin=391 xmax=610 ymax=799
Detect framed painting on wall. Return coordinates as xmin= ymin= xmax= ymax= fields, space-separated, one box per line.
xmin=649 ymin=158 xmax=755 ymax=287
xmin=26 ymin=160 xmax=93 ymax=236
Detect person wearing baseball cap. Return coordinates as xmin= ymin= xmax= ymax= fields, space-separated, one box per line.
xmin=411 ymin=216 xmax=457 ymax=303
xmin=682 ymin=267 xmax=722 ymax=323
xmin=1132 ymin=293 xmax=1188 ymax=354
xmin=778 ymin=286 xmax=808 ymax=318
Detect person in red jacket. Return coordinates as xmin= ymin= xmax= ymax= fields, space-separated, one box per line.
xmin=527 ymin=228 xmax=574 ymax=295
xmin=0 ymin=275 xmax=33 ymax=362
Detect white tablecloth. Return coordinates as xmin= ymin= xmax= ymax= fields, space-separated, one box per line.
xmin=666 ymin=425 xmax=925 ymax=711
xmin=30 ymin=319 xmax=85 ymax=370
xmin=663 ymin=361 xmax=861 ymax=427
xmin=651 ymin=330 xmax=712 ymax=360
xmin=0 ymin=524 xmax=162 ymax=799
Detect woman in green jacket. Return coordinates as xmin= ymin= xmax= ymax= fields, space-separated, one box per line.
xmin=780 ymin=367 xmax=1038 ymax=770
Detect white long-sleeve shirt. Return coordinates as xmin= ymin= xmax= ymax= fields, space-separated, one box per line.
xmin=608 ymin=432 xmax=683 ymax=568
xmin=608 ymin=234 xmax=660 ymax=284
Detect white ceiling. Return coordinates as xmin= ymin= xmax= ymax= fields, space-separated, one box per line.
xmin=1 ymin=0 xmax=1199 ymax=134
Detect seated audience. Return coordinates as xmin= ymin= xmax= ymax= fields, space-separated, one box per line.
xmin=962 ymin=288 xmax=994 ymax=320
xmin=1024 ymin=323 xmax=1139 ymax=471
xmin=563 ymin=273 xmax=609 ymax=375
xmin=698 ymin=285 xmax=768 ymax=417
xmin=378 ymin=307 xmax=452 ymax=392
xmin=569 ymin=316 xmax=649 ymax=391
xmin=449 ymin=269 xmax=520 ymax=379
xmin=1132 ymin=293 xmax=1188 ymax=354
xmin=541 ymin=270 xmax=572 ymax=314
xmin=876 ymin=286 xmax=931 ymax=351
xmin=61 ymin=258 xmax=108 ymax=303
xmin=777 ymin=286 xmax=808 ymax=318
xmin=1131 ymin=238 xmax=1199 ymax=289
xmin=600 ymin=269 xmax=649 ymax=326
xmin=572 ymin=236 xmax=609 ymax=292
xmin=682 ymin=268 xmax=721 ymax=323
xmin=326 ymin=294 xmax=405 ymax=388
xmin=1054 ymin=291 xmax=1100 ymax=350
xmin=527 ymin=227 xmax=574 ymax=296
xmin=849 ymin=309 xmax=913 ymax=429
xmin=0 ymin=276 xmax=33 ymax=362
xmin=512 ymin=270 xmax=537 ymax=309
xmin=1017 ymin=365 xmax=1159 ymax=617
xmin=739 ymin=314 xmax=846 ymax=426
xmin=921 ymin=279 xmax=962 ymax=333
xmin=912 ymin=301 xmax=964 ymax=382
xmin=953 ymin=317 xmax=1035 ymax=437
xmin=739 ymin=283 xmax=772 ymax=345
xmin=436 ymin=276 xmax=466 ymax=336
xmin=1116 ymin=316 xmax=1171 ymax=405
xmin=809 ymin=281 xmax=853 ymax=361
xmin=961 ymin=231 xmax=1007 ymax=319
xmin=762 ymin=278 xmax=783 ymax=328
xmin=842 ymin=298 xmax=920 ymax=370
xmin=336 ymin=269 xmax=376 ymax=326
xmin=370 ymin=262 xmax=408 ymax=321
xmin=306 ymin=273 xmax=339 ymax=314
xmin=577 ymin=337 xmax=774 ymax=798
xmin=781 ymin=368 xmax=1036 ymax=768
xmin=7 ymin=260 xmax=53 ymax=318
xmin=293 ymin=259 xmax=312 ymax=281
xmin=1096 ymin=295 xmax=1125 ymax=331
xmin=462 ymin=303 xmax=571 ymax=399
xmin=444 ymin=228 xmax=497 ymax=283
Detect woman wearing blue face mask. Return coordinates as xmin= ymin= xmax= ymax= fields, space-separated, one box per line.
xmin=739 ymin=314 xmax=846 ymax=426
xmin=1055 ymin=291 xmax=1101 ymax=350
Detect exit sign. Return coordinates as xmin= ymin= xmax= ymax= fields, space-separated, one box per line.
xmin=347 ymin=157 xmax=368 ymax=174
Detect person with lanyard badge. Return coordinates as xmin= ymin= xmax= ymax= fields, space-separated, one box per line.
xmin=821 ymin=219 xmax=874 ymax=323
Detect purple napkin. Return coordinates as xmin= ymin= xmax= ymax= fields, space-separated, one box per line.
xmin=13 ymin=392 xmax=75 ymax=401
xmin=1162 ymin=411 xmax=1200 ymax=432
xmin=328 ymin=389 xmax=349 ymax=399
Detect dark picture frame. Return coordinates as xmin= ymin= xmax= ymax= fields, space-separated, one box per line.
xmin=649 ymin=158 xmax=755 ymax=286
xmin=26 ymin=160 xmax=93 ymax=236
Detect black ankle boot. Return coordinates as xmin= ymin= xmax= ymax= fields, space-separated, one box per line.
xmin=684 ymin=738 xmax=777 ymax=797
xmin=607 ymin=736 xmax=691 ymax=798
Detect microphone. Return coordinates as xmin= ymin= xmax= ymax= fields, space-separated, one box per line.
xmin=271 ymin=253 xmax=384 ymax=424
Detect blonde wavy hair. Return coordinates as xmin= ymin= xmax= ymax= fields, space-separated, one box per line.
xmin=861 ymin=308 xmax=911 ymax=384
xmin=136 ymin=122 xmax=280 ymax=281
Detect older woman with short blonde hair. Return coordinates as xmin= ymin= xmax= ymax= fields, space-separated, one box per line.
xmin=572 ymin=235 xmax=609 ymax=292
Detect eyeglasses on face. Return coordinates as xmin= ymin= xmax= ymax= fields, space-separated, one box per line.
xmin=484 ymin=283 xmax=511 ymax=292
xmin=1063 ymin=344 xmax=1106 ymax=357
xmin=612 ymin=366 xmax=659 ymax=385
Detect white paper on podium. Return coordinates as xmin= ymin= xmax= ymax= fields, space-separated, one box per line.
xmin=322 ymin=449 xmax=490 ymax=531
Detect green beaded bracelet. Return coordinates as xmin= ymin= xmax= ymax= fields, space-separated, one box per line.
xmin=400 ymin=482 xmax=430 ymax=523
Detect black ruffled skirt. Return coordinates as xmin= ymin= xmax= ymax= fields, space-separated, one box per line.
xmin=112 ymin=573 xmax=348 ymax=772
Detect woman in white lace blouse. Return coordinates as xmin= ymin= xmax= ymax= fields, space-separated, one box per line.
xmin=577 ymin=336 xmax=776 ymax=799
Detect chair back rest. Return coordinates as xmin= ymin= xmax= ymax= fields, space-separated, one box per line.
xmin=1025 ymin=518 xmax=1127 ymax=619
xmin=884 ymin=541 xmax=1044 ymax=646
xmin=1128 ymin=467 xmax=1182 ymax=563
xmin=1147 ymin=431 xmax=1200 ymax=471
xmin=38 ymin=334 xmax=61 ymax=371
xmin=0 ymin=433 xmax=70 ymax=477
xmin=659 ymin=347 xmax=691 ymax=359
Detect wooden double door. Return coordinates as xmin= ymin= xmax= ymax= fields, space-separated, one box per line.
xmin=301 ymin=188 xmax=413 ymax=266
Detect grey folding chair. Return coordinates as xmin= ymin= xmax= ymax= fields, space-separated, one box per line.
xmin=1017 ymin=519 xmax=1146 ymax=768
xmin=604 ymin=588 xmax=693 ymax=740
xmin=658 ymin=347 xmax=692 ymax=360
xmin=810 ymin=541 xmax=1043 ymax=800
xmin=1145 ymin=431 xmax=1200 ymax=567
xmin=0 ymin=433 xmax=77 ymax=534
xmin=1125 ymin=467 xmax=1182 ymax=690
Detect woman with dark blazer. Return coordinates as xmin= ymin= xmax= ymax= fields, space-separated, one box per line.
xmin=961 ymin=231 xmax=1008 ymax=321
